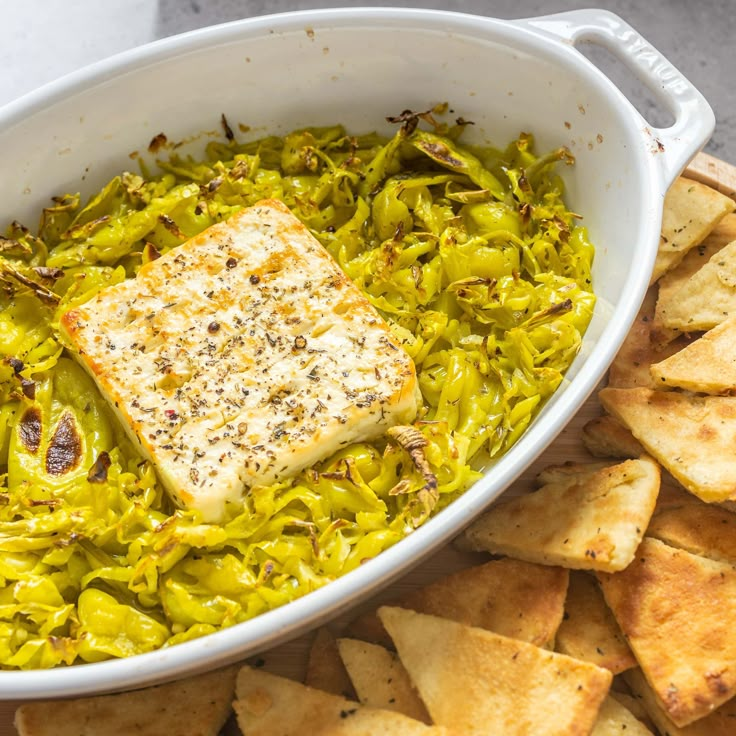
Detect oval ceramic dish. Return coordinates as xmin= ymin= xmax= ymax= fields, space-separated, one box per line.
xmin=0 ymin=7 xmax=713 ymax=698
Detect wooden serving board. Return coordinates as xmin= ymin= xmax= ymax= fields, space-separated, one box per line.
xmin=2 ymin=151 xmax=733 ymax=733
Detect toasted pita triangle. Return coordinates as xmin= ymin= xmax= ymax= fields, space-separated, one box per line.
xmin=650 ymin=313 xmax=736 ymax=392
xmin=462 ymin=457 xmax=660 ymax=571
xmin=234 ymin=665 xmax=448 ymax=736
xmin=581 ymin=415 xmax=645 ymax=459
xmin=14 ymin=667 xmax=237 ymax=736
xmin=378 ymin=606 xmax=612 ymax=736
xmin=555 ymin=571 xmax=636 ymax=674
xmin=598 ymin=537 xmax=736 ymax=726
xmin=336 ymin=638 xmax=430 ymax=723
xmin=347 ymin=558 xmax=568 ymax=649
xmin=656 ymin=239 xmax=736 ymax=332
xmin=647 ymin=481 xmax=736 ymax=564
xmin=625 ymin=667 xmax=736 ymax=736
xmin=305 ymin=628 xmax=356 ymax=699
xmin=590 ymin=696 xmax=654 ymax=735
xmin=652 ymin=212 xmax=736 ymax=346
xmin=599 ymin=387 xmax=736 ymax=503
xmin=651 ymin=177 xmax=735 ymax=283
xmin=608 ymin=287 xmax=690 ymax=387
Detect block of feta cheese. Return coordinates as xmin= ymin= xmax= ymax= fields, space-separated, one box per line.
xmin=60 ymin=199 xmax=419 ymax=521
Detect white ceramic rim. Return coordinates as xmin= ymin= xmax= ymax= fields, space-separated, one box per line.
xmin=0 ymin=6 xmax=712 ymax=698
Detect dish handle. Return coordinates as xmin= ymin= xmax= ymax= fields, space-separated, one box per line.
xmin=514 ymin=9 xmax=714 ymax=188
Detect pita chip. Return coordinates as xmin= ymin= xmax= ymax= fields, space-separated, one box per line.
xmin=608 ymin=691 xmax=656 ymax=731
xmin=14 ymin=666 xmax=237 ymax=736
xmin=581 ymin=415 xmax=645 ymax=459
xmin=378 ymin=606 xmax=612 ymax=736
xmin=534 ymin=460 xmax=613 ymax=486
xmin=590 ymin=696 xmax=654 ymax=736
xmin=555 ymin=571 xmax=636 ymax=674
xmin=608 ymin=286 xmax=689 ymax=387
xmin=650 ymin=176 xmax=735 ymax=283
xmin=650 ymin=313 xmax=736 ymax=392
xmin=336 ymin=638 xmax=430 ymax=723
xmin=305 ymin=627 xmax=356 ymax=699
xmin=462 ymin=457 xmax=660 ymax=571
xmin=625 ymin=667 xmax=736 ymax=736
xmin=348 ymin=558 xmax=568 ymax=649
xmin=647 ymin=481 xmax=736 ymax=565
xmin=599 ymin=387 xmax=736 ymax=503
xmin=234 ymin=665 xmax=448 ymax=736
xmin=598 ymin=537 xmax=736 ymax=726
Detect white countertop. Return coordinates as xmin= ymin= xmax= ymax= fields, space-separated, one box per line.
xmin=3 ymin=0 xmax=735 ymax=160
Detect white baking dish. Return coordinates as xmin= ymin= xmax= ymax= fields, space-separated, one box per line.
xmin=0 ymin=7 xmax=712 ymax=698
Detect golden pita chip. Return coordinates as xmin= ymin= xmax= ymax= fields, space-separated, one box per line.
xmin=234 ymin=665 xmax=448 ymax=736
xmin=555 ymin=571 xmax=636 ymax=674
xmin=608 ymin=691 xmax=656 ymax=731
xmin=651 ymin=212 xmax=736 ymax=347
xmin=348 ymin=558 xmax=568 ymax=650
xmin=608 ymin=287 xmax=689 ymax=387
xmin=14 ymin=666 xmax=237 ymax=736
xmin=581 ymin=415 xmax=645 ymax=459
xmin=650 ymin=177 xmax=735 ymax=283
xmin=647 ymin=481 xmax=736 ymax=565
xmin=462 ymin=457 xmax=660 ymax=571
xmin=590 ymin=696 xmax=654 ymax=735
xmin=378 ymin=606 xmax=612 ymax=736
xmin=599 ymin=387 xmax=736 ymax=503
xmin=305 ymin=628 xmax=356 ymax=699
xmin=336 ymin=638 xmax=430 ymax=723
xmin=625 ymin=667 xmax=736 ymax=736
xmin=535 ymin=461 xmax=612 ymax=486
xmin=598 ymin=537 xmax=736 ymax=726
xmin=650 ymin=314 xmax=736 ymax=392
xmin=656 ymin=239 xmax=736 ymax=332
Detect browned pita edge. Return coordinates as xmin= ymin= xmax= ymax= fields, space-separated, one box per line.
xmin=598 ymin=537 xmax=736 ymax=726
xmin=347 ymin=558 xmax=568 ymax=650
xmin=534 ymin=460 xmax=613 ymax=486
xmin=599 ymin=387 xmax=736 ymax=503
xmin=651 ymin=213 xmax=736 ymax=348
xmin=555 ymin=571 xmax=636 ymax=674
xmin=609 ymin=287 xmax=690 ymax=387
xmin=378 ymin=606 xmax=612 ymax=736
xmin=625 ymin=667 xmax=736 ymax=736
xmin=650 ymin=313 xmax=736 ymax=393
xmin=305 ymin=627 xmax=357 ymax=699
xmin=234 ymin=664 xmax=448 ymax=735
xmin=647 ymin=480 xmax=736 ymax=565
xmin=650 ymin=177 xmax=735 ymax=284
xmin=15 ymin=666 xmax=237 ymax=736
xmin=590 ymin=696 xmax=655 ymax=735
xmin=581 ymin=415 xmax=645 ymax=459
xmin=336 ymin=638 xmax=431 ymax=723
xmin=462 ymin=457 xmax=660 ymax=572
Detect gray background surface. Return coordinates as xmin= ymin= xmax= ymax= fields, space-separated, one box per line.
xmin=2 ymin=1 xmax=733 ymax=160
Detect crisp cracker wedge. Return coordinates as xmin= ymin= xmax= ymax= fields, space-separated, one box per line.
xmin=599 ymin=387 xmax=736 ymax=503
xmin=608 ymin=691 xmax=656 ymax=732
xmin=348 ymin=558 xmax=568 ymax=650
xmin=590 ymin=696 xmax=654 ymax=735
xmin=535 ymin=461 xmax=613 ymax=486
xmin=650 ymin=177 xmax=735 ymax=283
xmin=234 ymin=665 xmax=448 ymax=735
xmin=336 ymin=638 xmax=430 ymax=723
xmin=650 ymin=313 xmax=736 ymax=392
xmin=652 ymin=212 xmax=736 ymax=346
xmin=378 ymin=606 xmax=612 ymax=736
xmin=598 ymin=537 xmax=736 ymax=726
xmin=647 ymin=481 xmax=736 ymax=565
xmin=555 ymin=571 xmax=636 ymax=674
xmin=609 ymin=287 xmax=690 ymax=387
xmin=14 ymin=666 xmax=237 ymax=736
xmin=625 ymin=667 xmax=736 ymax=736
xmin=655 ymin=238 xmax=736 ymax=333
xmin=462 ymin=457 xmax=660 ymax=571
xmin=305 ymin=627 xmax=356 ymax=699
xmin=581 ymin=415 xmax=645 ymax=459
